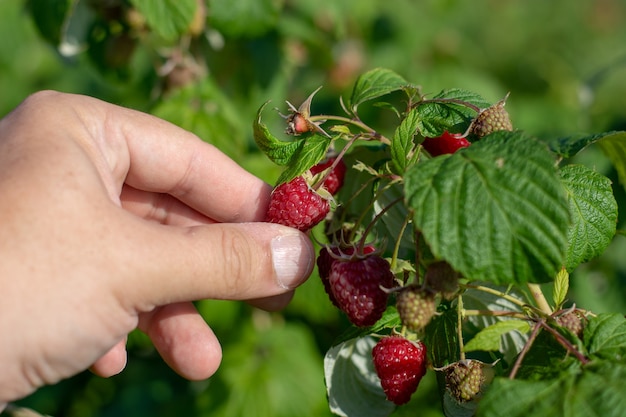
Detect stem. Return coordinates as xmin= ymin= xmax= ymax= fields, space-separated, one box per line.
xmin=309 ymin=114 xmax=391 ymax=145
xmin=347 ymin=181 xmax=397 ymax=242
xmin=389 ymin=211 xmax=412 ymax=272
xmin=527 ymin=283 xmax=553 ymax=315
xmin=463 ymin=284 xmax=528 ymax=309
xmin=509 ymin=322 xmax=542 ymax=379
xmin=463 ymin=309 xmax=528 ymax=319
xmin=312 ymin=133 xmax=360 ymax=192
xmin=538 ymin=320 xmax=590 ymax=365
xmin=358 ymin=196 xmax=404 ymax=251
xmin=457 ymin=295 xmax=466 ymax=361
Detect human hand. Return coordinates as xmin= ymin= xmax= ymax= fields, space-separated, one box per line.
xmin=0 ymin=91 xmax=315 ymax=407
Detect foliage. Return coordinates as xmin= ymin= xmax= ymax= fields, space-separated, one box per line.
xmin=2 ymin=1 xmax=626 ymax=417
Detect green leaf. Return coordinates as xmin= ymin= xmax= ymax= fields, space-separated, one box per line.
xmin=129 ymin=0 xmax=197 ymax=41
xmin=425 ymin=305 xmax=459 ymax=368
xmin=544 ymin=130 xmax=625 ymax=158
xmin=597 ymin=131 xmax=626 ymax=192
xmin=464 ymin=320 xmax=530 ymax=353
xmin=349 ymin=68 xmax=408 ymax=112
xmin=478 ymin=362 xmax=626 ymax=417
xmin=416 ymin=89 xmax=491 ymax=137
xmin=391 ymin=107 xmax=420 ymax=174
xmin=276 ymin=135 xmax=332 ymax=184
xmin=584 ymin=313 xmax=626 ymax=362
xmin=26 ymin=0 xmax=71 ymax=46
xmin=253 ymin=101 xmax=305 ymax=165
xmin=405 ymin=131 xmax=569 ymax=286
xmin=324 ymin=336 xmax=395 ymax=417
xmin=209 ymin=0 xmax=281 ymax=38
xmin=560 ymin=164 xmax=617 ymax=271
xmin=552 ymin=267 xmax=569 ymax=308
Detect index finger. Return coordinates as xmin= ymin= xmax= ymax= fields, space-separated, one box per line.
xmin=76 ymin=93 xmax=272 ymax=222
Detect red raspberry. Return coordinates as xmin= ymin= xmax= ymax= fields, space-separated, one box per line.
xmin=310 ymin=157 xmax=347 ymax=195
xmin=317 ymin=244 xmax=377 ymax=309
xmin=372 ymin=336 xmax=428 ymax=405
xmin=422 ymin=131 xmax=470 ymax=156
xmin=265 ymin=176 xmax=330 ymax=232
xmin=327 ymin=251 xmax=395 ymax=326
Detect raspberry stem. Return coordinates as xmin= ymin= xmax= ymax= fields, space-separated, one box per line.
xmin=457 ymin=294 xmax=466 ymax=361
xmin=527 ymin=283 xmax=553 ymax=315
xmin=309 ymin=114 xmax=391 ymax=145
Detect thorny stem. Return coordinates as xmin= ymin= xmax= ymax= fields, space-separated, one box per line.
xmin=538 ymin=320 xmax=589 ymax=365
xmin=527 ymin=283 xmax=553 ymax=315
xmin=309 ymin=114 xmax=391 ymax=145
xmin=509 ymin=321 xmax=542 ymax=379
xmin=457 ymin=294 xmax=466 ymax=361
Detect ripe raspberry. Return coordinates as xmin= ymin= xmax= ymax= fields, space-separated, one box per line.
xmin=327 ymin=251 xmax=395 ymax=326
xmin=556 ymin=310 xmax=585 ymax=338
xmin=317 ymin=244 xmax=377 ymax=308
xmin=445 ymin=360 xmax=485 ymax=403
xmin=310 ymin=157 xmax=347 ymax=195
xmin=424 ymin=260 xmax=460 ymax=300
xmin=422 ymin=131 xmax=470 ymax=156
xmin=396 ymin=285 xmax=437 ymax=332
xmin=469 ymin=95 xmax=513 ymax=139
xmin=265 ymin=176 xmax=330 ymax=232
xmin=372 ymin=336 xmax=428 ymax=405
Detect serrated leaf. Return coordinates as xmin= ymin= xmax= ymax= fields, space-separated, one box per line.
xmin=350 ymin=68 xmax=408 ymax=112
xmin=129 ymin=0 xmax=197 ymax=41
xmin=561 ymin=164 xmax=617 ymax=271
xmin=416 ymin=89 xmax=491 ymax=137
xmin=276 ymin=135 xmax=332 ymax=184
xmin=478 ymin=362 xmax=626 ymax=417
xmin=553 ymin=267 xmax=569 ymax=308
xmin=391 ymin=107 xmax=420 ymax=174
xmin=597 ymin=131 xmax=626 ymax=192
xmin=253 ymin=101 xmax=305 ymax=166
xmin=544 ymin=130 xmax=625 ymax=158
xmin=405 ymin=131 xmax=569 ymax=285
xmin=464 ymin=320 xmax=530 ymax=353
xmin=324 ymin=336 xmax=395 ymax=417
xmin=584 ymin=313 xmax=626 ymax=362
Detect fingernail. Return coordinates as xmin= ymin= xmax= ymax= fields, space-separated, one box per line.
xmin=271 ymin=231 xmax=314 ymax=289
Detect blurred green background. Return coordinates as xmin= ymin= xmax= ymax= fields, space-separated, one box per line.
xmin=2 ymin=0 xmax=626 ymax=416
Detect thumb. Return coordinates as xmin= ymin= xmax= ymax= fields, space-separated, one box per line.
xmin=121 ymin=220 xmax=316 ymax=310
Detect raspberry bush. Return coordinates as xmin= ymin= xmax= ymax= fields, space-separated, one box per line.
xmin=254 ymin=68 xmax=626 ymax=417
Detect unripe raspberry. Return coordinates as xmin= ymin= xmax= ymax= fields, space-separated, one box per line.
xmin=556 ymin=310 xmax=586 ymax=338
xmin=445 ymin=360 xmax=485 ymax=403
xmin=470 ymin=95 xmax=513 ymax=138
xmin=424 ymin=261 xmax=460 ymax=300
xmin=396 ymin=284 xmax=437 ymax=332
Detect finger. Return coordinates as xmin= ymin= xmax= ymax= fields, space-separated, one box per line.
xmin=90 ymin=338 xmax=128 ymax=377
xmin=138 ymin=302 xmax=222 ymax=380
xmin=121 ymin=220 xmax=314 ymax=308
xmin=91 ymin=96 xmax=273 ymax=222
xmin=120 ymin=184 xmax=218 ymax=226
xmin=246 ymin=292 xmax=295 ymax=312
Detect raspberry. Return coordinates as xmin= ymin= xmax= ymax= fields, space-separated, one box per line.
xmin=265 ymin=176 xmax=330 ymax=232
xmin=317 ymin=244 xmax=377 ymax=309
xmin=422 ymin=131 xmax=470 ymax=156
xmin=556 ymin=310 xmax=585 ymax=338
xmin=469 ymin=95 xmax=513 ymax=139
xmin=444 ymin=360 xmax=485 ymax=403
xmin=424 ymin=260 xmax=460 ymax=300
xmin=396 ymin=285 xmax=437 ymax=332
xmin=372 ymin=336 xmax=428 ymax=405
xmin=327 ymin=251 xmax=395 ymax=326
xmin=310 ymin=157 xmax=347 ymax=195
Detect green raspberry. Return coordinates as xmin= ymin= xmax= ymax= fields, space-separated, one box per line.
xmin=445 ymin=360 xmax=485 ymax=403
xmin=396 ymin=284 xmax=437 ymax=332
xmin=470 ymin=95 xmax=513 ymax=138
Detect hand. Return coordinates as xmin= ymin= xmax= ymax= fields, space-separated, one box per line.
xmin=0 ymin=91 xmax=315 ymax=406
